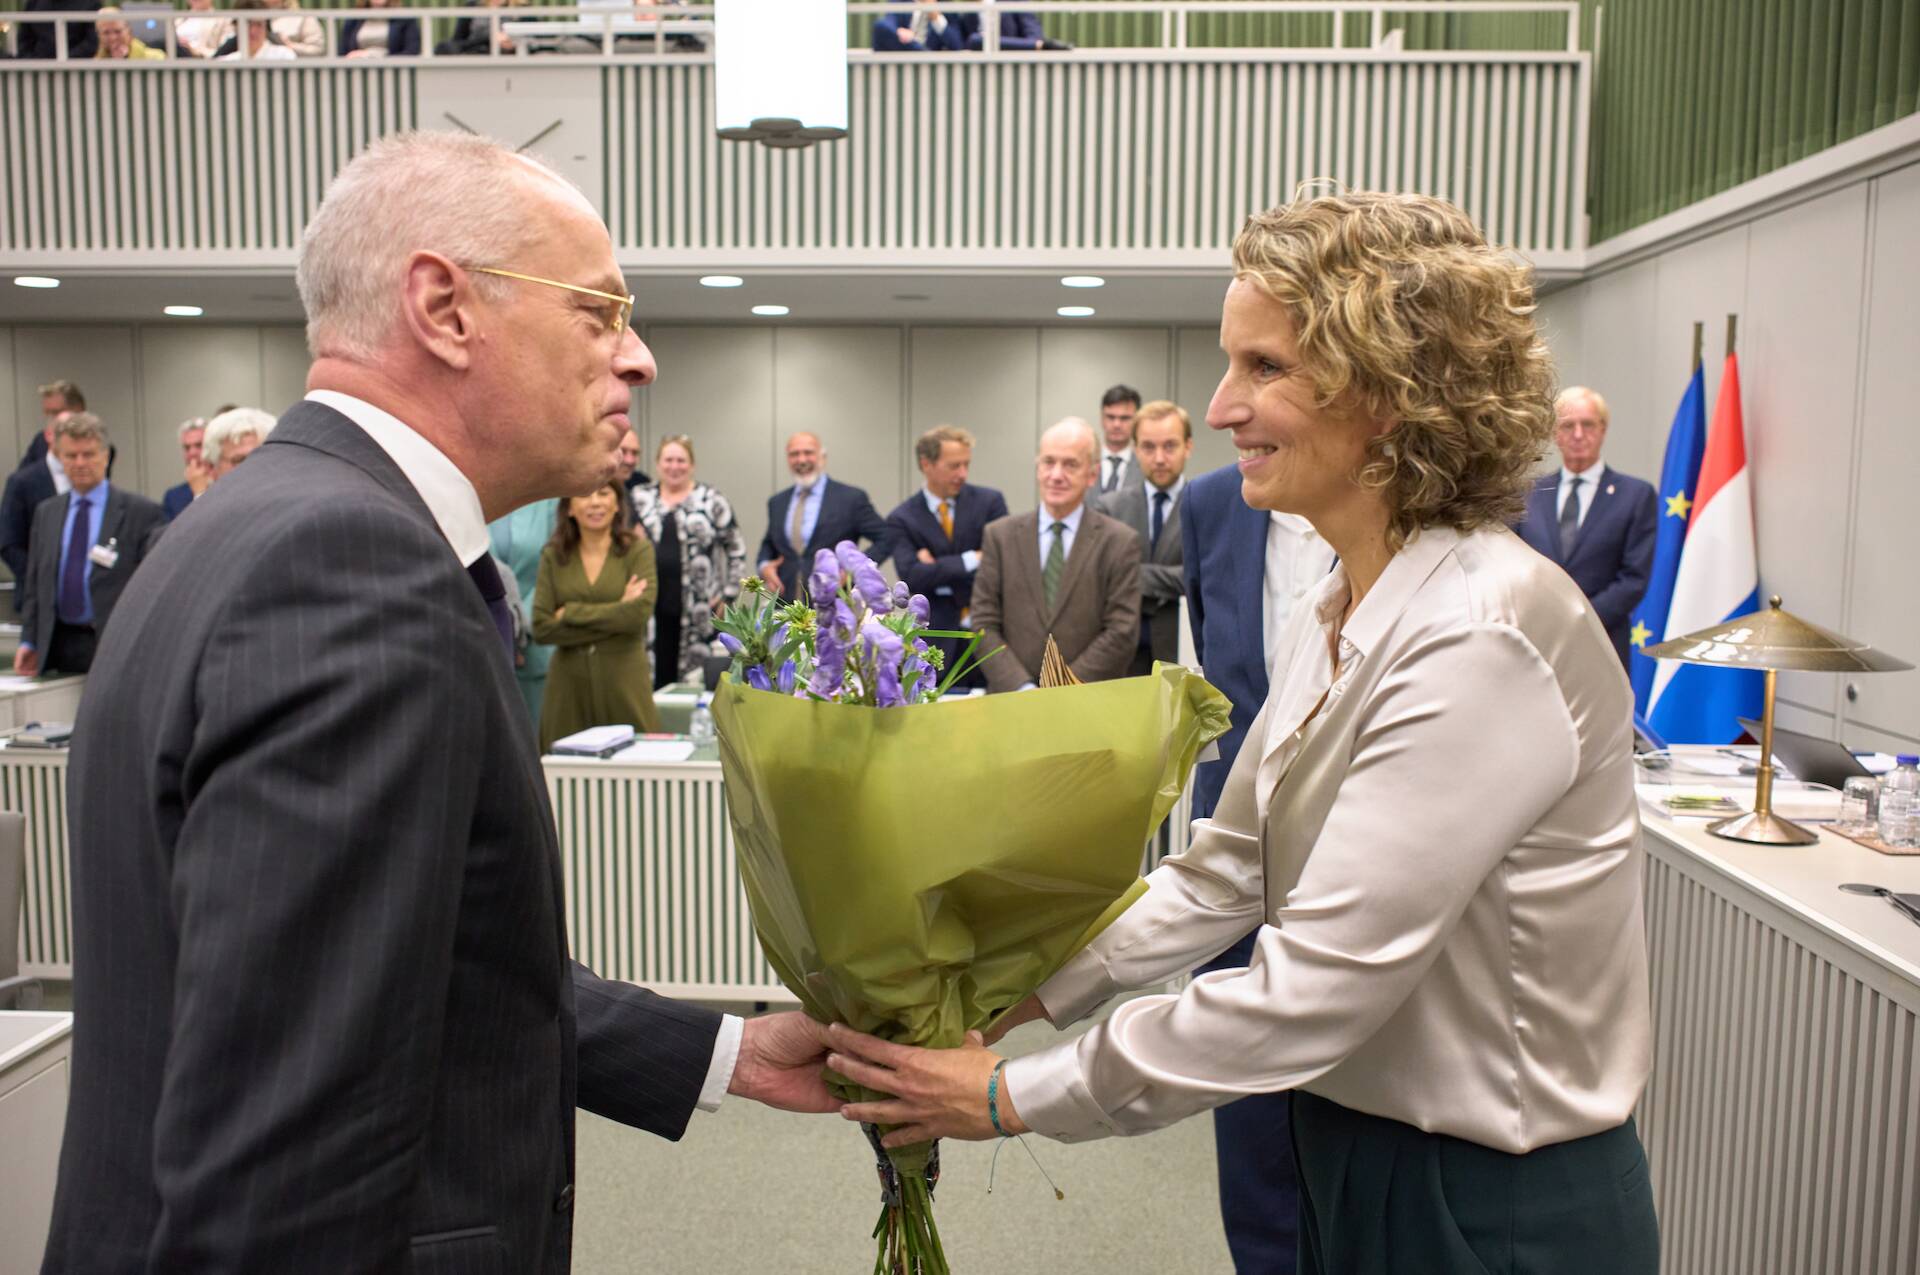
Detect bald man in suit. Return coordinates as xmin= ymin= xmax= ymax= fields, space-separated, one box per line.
xmin=971 ymin=418 xmax=1140 ymax=692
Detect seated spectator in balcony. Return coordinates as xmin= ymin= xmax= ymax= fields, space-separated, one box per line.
xmin=94 ymin=7 xmax=165 ymax=59
xmin=871 ymin=1 xmax=964 ymax=52
xmin=218 ymin=0 xmax=294 ymax=59
xmin=201 ymin=406 xmax=276 ymax=479
xmin=265 ymin=0 xmax=325 ymax=56
xmin=435 ymin=0 xmax=514 ymax=56
xmin=17 ymin=0 xmax=100 ymax=60
xmin=957 ymin=10 xmax=1070 ymax=50
xmin=162 ymin=417 xmax=210 ymax=521
xmin=173 ymin=0 xmax=230 ymax=58
xmin=13 ymin=413 xmax=166 ymax=678
xmin=339 ymin=0 xmax=420 ymax=58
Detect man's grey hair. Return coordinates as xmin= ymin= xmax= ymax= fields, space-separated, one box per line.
xmin=54 ymin=412 xmax=110 ymax=449
xmin=297 ymin=131 xmax=573 ymax=362
xmin=177 ymin=416 xmax=209 ymax=443
xmin=203 ymin=407 xmax=276 ymax=468
xmin=1043 ymin=416 xmax=1098 ymax=464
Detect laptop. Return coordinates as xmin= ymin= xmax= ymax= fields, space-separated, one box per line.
xmin=1735 ymin=718 xmax=1874 ymax=789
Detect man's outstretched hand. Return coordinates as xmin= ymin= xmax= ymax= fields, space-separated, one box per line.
xmin=727 ymin=1012 xmax=841 ymax=1114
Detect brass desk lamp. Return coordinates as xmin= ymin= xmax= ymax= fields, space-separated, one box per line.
xmin=1643 ymin=596 xmax=1913 ymax=845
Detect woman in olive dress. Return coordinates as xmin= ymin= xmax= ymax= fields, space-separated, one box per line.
xmin=532 ymin=482 xmax=659 ymax=751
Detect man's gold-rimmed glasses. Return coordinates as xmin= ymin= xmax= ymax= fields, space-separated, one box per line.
xmin=470 ymin=267 xmax=634 ymax=336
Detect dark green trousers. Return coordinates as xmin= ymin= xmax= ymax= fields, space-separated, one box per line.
xmin=1291 ymin=1091 xmax=1659 ymax=1275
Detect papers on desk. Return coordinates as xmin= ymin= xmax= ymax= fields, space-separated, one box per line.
xmin=608 ymin=739 xmax=697 ymax=763
xmin=1638 ymin=782 xmax=1843 ymax=823
xmin=0 ymin=675 xmax=42 ymax=692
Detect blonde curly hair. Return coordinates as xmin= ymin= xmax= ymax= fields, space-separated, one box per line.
xmin=1231 ymin=188 xmax=1555 ymax=550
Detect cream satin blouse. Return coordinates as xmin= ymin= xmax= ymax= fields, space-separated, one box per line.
xmin=1011 ymin=523 xmax=1652 ymax=1154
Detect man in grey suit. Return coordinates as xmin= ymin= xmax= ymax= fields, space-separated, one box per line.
xmin=43 ymin=132 xmax=834 ymax=1274
xmin=12 ymin=412 xmax=164 ymax=676
xmin=972 ymin=417 xmax=1141 ymax=692
xmin=1102 ymin=399 xmax=1195 ymax=676
xmin=1095 ymin=383 xmax=1143 ymax=495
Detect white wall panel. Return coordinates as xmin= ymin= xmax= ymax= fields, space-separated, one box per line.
xmin=139 ymin=325 xmax=267 ymax=501
xmin=260 ymin=325 xmax=311 ymax=412
xmin=908 ymin=327 xmax=1039 ymax=511
xmin=1037 ymin=326 xmax=1172 ymax=452
xmin=640 ymin=326 xmax=776 ymax=554
xmin=770 ymin=327 xmax=902 ymax=525
xmin=8 ymin=327 xmax=139 ymax=493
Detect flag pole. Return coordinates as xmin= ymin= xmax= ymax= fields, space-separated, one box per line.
xmin=1725 ymin=313 xmax=1737 ymax=359
xmin=1692 ymin=321 xmax=1703 ymax=371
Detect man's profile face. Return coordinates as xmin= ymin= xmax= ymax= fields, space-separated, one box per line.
xmin=55 ymin=436 xmax=107 ymax=493
xmin=476 ymin=177 xmax=655 ymax=500
xmin=1134 ymin=414 xmax=1192 ymax=489
xmin=1100 ymin=400 xmax=1137 ymax=450
xmin=786 ymin=434 xmax=823 ymax=482
xmin=919 ymin=441 xmax=970 ymax=501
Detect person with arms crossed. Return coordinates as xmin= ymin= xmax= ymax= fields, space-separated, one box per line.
xmin=827 ymin=190 xmax=1658 ymax=1275
xmin=970 ymin=417 xmax=1140 ymax=692
xmin=885 ymin=425 xmax=1009 ymax=689
xmin=755 ymin=431 xmax=888 ymax=599
xmin=41 ymin=132 xmax=835 ymax=1275
xmin=1514 ymin=385 xmax=1657 ymax=669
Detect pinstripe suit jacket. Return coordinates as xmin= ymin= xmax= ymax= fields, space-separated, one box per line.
xmin=43 ymin=401 xmax=723 ymax=1274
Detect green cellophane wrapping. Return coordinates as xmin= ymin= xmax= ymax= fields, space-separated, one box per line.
xmin=711 ymin=662 xmax=1231 ymax=1133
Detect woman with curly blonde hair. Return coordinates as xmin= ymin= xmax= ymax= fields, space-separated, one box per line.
xmin=827 ymin=190 xmax=1659 ymax=1273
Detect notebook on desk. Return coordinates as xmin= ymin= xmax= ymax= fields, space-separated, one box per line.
xmin=1735 ymin=718 xmax=1874 ymax=790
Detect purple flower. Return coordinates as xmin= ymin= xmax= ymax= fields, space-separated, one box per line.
xmin=717 ymin=632 xmax=745 ymax=658
xmin=745 ymin=664 xmax=773 ymax=692
xmin=904 ymin=638 xmax=937 ymax=700
xmin=830 ymin=543 xmax=890 ymax=611
xmin=809 ymin=549 xmax=841 ymax=606
xmin=891 ymin=581 xmax=911 ymax=609
xmin=833 ymin=541 xmax=869 ymax=575
xmin=770 ymin=623 xmax=790 ymax=654
xmin=861 ymin=616 xmax=906 ymax=708
xmin=776 ymin=659 xmax=797 ymax=695
xmin=908 ymin=594 xmax=931 ymax=626
xmin=810 ymin=602 xmax=855 ymax=698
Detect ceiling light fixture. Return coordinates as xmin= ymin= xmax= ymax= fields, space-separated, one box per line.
xmin=700 ymin=275 xmax=745 ymax=288
xmin=1060 ymin=275 xmax=1105 ymax=288
xmin=163 ymin=305 xmax=205 ymax=317
xmin=752 ymin=304 xmax=791 ymax=317
xmin=1057 ymin=305 xmax=1096 ymax=318
xmin=12 ymin=276 xmax=60 ymax=289
xmin=715 ymin=0 xmax=847 ymax=149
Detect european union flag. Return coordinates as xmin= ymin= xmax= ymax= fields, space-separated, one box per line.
xmin=1629 ymin=364 xmax=1706 ymax=716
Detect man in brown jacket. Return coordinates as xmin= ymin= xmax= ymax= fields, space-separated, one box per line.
xmin=972 ymin=417 xmax=1142 ymax=692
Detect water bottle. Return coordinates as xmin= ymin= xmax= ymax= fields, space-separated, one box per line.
xmin=1878 ymin=755 xmax=1920 ymax=848
xmin=689 ymin=698 xmax=716 ymax=749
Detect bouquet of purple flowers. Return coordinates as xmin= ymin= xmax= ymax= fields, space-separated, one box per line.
xmin=711 ymin=542 xmax=1230 ymax=1273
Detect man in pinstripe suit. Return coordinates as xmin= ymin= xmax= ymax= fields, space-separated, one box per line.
xmin=43 ymin=133 xmax=837 ymax=1273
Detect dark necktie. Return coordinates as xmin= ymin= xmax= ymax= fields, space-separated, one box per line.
xmin=1042 ymin=521 xmax=1066 ymax=609
xmin=1558 ymin=475 xmax=1584 ymax=558
xmin=56 ymin=491 xmax=93 ymax=625
xmin=1104 ymin=456 xmax=1123 ymax=493
xmin=466 ymin=555 xmax=514 ymax=666
xmin=1150 ymin=489 xmax=1169 ymax=552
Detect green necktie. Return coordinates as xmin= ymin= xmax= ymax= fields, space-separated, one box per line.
xmin=1042 ymin=520 xmax=1067 ymax=609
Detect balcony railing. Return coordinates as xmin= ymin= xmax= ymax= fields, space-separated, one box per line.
xmin=0 ymin=2 xmax=1590 ymax=270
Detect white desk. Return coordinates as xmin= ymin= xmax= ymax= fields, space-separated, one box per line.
xmin=0 ymin=1011 xmax=72 ymax=1275
xmin=1637 ymin=812 xmax=1919 ymax=1275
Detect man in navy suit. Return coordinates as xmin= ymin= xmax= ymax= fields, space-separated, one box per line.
xmin=886 ymin=425 xmax=1009 ymax=688
xmin=1179 ymin=460 xmax=1337 ymax=1274
xmin=161 ymin=417 xmax=209 ymax=521
xmin=1515 ymin=386 xmax=1657 ymax=669
xmin=871 ymin=1 xmax=967 ymax=50
xmin=756 ymin=431 xmax=890 ymax=599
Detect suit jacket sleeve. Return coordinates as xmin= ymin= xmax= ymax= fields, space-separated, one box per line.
xmin=756 ymin=495 xmax=783 ymax=567
xmin=0 ymin=470 xmax=32 ymax=581
xmin=852 ymin=489 xmax=891 ymax=561
xmin=1179 ymin=493 xmax=1207 ymax=669
xmin=16 ymin=496 xmax=48 ymax=646
xmin=145 ymin=506 xmax=496 ymax=1269
xmin=392 ymin=17 xmax=421 ymax=54
xmin=571 ymin=962 xmax=722 ymax=1137
xmin=1587 ymin=483 xmax=1658 ymax=631
xmin=971 ymin=524 xmax=1031 ymax=693
xmin=890 ymin=508 xmax=974 ymax=594
xmin=1068 ymin=523 xmax=1143 ymax=683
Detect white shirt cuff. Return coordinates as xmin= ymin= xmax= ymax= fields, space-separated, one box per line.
xmin=696 ymin=1013 xmax=744 ymax=1112
xmin=961 ymin=550 xmax=981 ymax=572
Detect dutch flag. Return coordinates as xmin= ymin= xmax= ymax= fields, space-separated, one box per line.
xmin=1643 ymin=352 xmax=1764 ymax=743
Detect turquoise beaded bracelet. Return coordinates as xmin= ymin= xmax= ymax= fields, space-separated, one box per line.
xmin=987 ymin=1059 xmax=1012 ymax=1137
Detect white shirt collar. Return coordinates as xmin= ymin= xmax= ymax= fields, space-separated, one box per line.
xmin=922 ymin=486 xmax=959 ymax=516
xmin=46 ymin=451 xmax=70 ymax=495
xmin=1268 ymin=510 xmax=1316 ymax=538
xmin=1559 ymin=461 xmax=1605 ymax=487
xmin=1041 ymin=502 xmax=1087 ymax=535
xmin=305 ymin=390 xmax=491 ymax=567
xmin=1145 ymin=473 xmax=1186 ymax=503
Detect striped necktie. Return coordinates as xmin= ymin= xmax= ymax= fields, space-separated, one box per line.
xmin=1042 ymin=520 xmax=1066 ymax=609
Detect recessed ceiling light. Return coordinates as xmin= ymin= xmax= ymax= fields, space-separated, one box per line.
xmin=12 ymin=276 xmax=60 ymax=289
xmin=1057 ymin=305 xmax=1096 ymax=318
xmin=751 ymin=304 xmax=790 ymax=317
xmin=1061 ymin=275 xmax=1105 ymax=289
xmin=701 ymin=275 xmax=745 ymax=288
xmin=163 ymin=305 xmax=204 ymax=317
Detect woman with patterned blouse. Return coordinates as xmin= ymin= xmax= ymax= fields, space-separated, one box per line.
xmin=628 ymin=435 xmax=750 ymax=688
